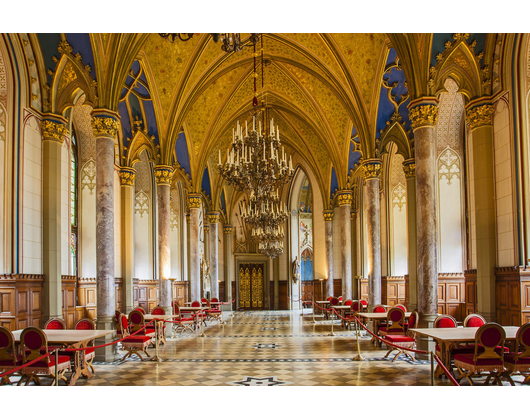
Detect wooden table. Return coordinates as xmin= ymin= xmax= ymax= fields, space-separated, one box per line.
xmin=409 ymin=326 xmax=519 ymax=375
xmin=12 ymin=329 xmax=115 ymax=386
xmin=359 ymin=312 xmax=412 ymax=344
xmin=331 ymin=305 xmax=355 ymax=328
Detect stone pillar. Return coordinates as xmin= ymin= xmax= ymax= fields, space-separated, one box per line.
xmin=337 ymin=191 xmax=353 ymax=300
xmin=119 ymin=167 xmax=136 ymax=314
xmin=223 ymin=225 xmax=233 ymax=302
xmin=154 ymin=165 xmax=173 ymax=315
xmin=409 ymin=100 xmax=439 ymax=352
xmin=362 ymin=159 xmax=382 ymax=306
xmin=403 ymin=159 xmax=418 ymax=311
xmin=92 ymin=111 xmax=119 ymax=361
xmin=273 ymin=256 xmax=280 ymax=309
xmin=41 ymin=117 xmax=68 ymax=321
xmin=323 ymin=210 xmax=334 ymax=297
xmin=186 ymin=213 xmax=191 ymax=301
xmin=203 ymin=225 xmax=210 ymax=298
xmin=467 ymin=103 xmax=496 ymax=321
xmin=188 ymin=194 xmax=201 ymax=302
xmin=351 ymin=211 xmax=358 ymax=299
xmin=209 ymin=212 xmax=220 ymax=299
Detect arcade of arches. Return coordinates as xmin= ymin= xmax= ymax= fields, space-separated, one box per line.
xmin=1 ymin=33 xmax=530 ymax=375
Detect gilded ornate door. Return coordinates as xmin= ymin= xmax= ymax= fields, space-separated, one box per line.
xmin=239 ymin=263 xmax=264 ymax=310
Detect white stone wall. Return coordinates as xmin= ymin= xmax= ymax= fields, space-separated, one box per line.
xmin=467 ymin=127 xmax=477 ymax=269
xmin=114 ymin=169 xmax=122 ymax=278
xmin=380 ymin=190 xmax=387 ymax=276
xmin=332 ymin=206 xmax=342 ymax=279
xmin=79 ymin=160 xmax=96 ymax=278
xmin=0 ymin=105 xmax=5 ymax=274
xmin=391 ymin=184 xmax=408 ymax=276
xmin=61 ymin=140 xmax=69 ymax=274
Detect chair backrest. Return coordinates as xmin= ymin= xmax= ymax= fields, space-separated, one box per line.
xmin=191 ymin=301 xmax=201 ymax=307
xmin=474 ymin=323 xmax=506 ymax=361
xmin=211 ymin=297 xmax=219 ymax=303
xmin=338 ymin=296 xmax=343 ymax=302
xmin=329 ymin=297 xmax=339 ymax=306
xmin=351 ymin=301 xmax=361 ymax=312
xmin=75 ymin=318 xmax=95 ymax=330
xmin=515 ymin=322 xmax=530 ymax=359
xmin=386 ymin=307 xmax=405 ymax=333
xmin=373 ymin=305 xmax=387 ymax=313
xmin=119 ymin=315 xmax=129 ymax=337
xmin=393 ymin=304 xmax=407 ymax=312
xmin=434 ymin=315 xmax=457 ymax=328
xmin=408 ymin=311 xmax=419 ymax=330
xmin=133 ymin=306 xmax=146 ymax=314
xmin=0 ymin=326 xmax=16 ymax=363
xmin=21 ymin=327 xmax=49 ymax=364
xmin=129 ymin=310 xmax=145 ymax=332
xmin=360 ymin=299 xmax=368 ymax=309
xmin=152 ymin=306 xmax=165 ymax=315
xmin=44 ymin=318 xmax=66 ymax=330
xmin=463 ymin=313 xmax=486 ymax=328
xmin=201 ymin=298 xmax=209 ymax=306
xmin=326 ymin=296 xmax=333 ymax=301
xmin=343 ymin=299 xmax=353 ymax=307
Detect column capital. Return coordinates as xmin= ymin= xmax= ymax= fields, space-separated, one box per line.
xmin=466 ymin=104 xmax=495 ymax=130
xmin=408 ymin=98 xmax=439 ymax=130
xmin=208 ymin=212 xmax=220 ymax=224
xmin=91 ymin=111 xmax=120 ymax=139
xmin=204 ymin=225 xmax=210 ymax=234
xmin=119 ymin=167 xmax=136 ymax=187
xmin=41 ymin=115 xmax=69 ymax=143
xmin=186 ymin=213 xmax=191 ymax=223
xmin=154 ymin=165 xmax=174 ymax=186
xmin=336 ymin=190 xmax=352 ymax=207
xmin=223 ymin=225 xmax=232 ymax=234
xmin=361 ymin=159 xmax=382 ymax=180
xmin=402 ymin=159 xmax=416 ymax=179
xmin=323 ymin=210 xmax=334 ymax=222
xmin=187 ymin=194 xmax=202 ymax=209
xmin=350 ymin=211 xmax=357 ymax=222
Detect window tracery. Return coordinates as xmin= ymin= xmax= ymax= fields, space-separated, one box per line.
xmin=135 ymin=190 xmax=150 ymax=217
xmin=438 ymin=147 xmax=460 ymax=185
xmin=81 ymin=159 xmax=96 ymax=194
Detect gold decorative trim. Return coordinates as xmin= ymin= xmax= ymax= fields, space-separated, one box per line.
xmin=186 ymin=213 xmax=191 ymax=223
xmin=323 ymin=210 xmax=334 ymax=222
xmin=402 ymin=159 xmax=416 ymax=179
xmin=154 ymin=166 xmax=174 ymax=186
xmin=91 ymin=116 xmax=119 ymax=138
xmin=361 ymin=160 xmax=382 ymax=180
xmin=223 ymin=225 xmax=232 ymax=234
xmin=350 ymin=212 xmax=356 ymax=222
xmin=119 ymin=167 xmax=136 ymax=186
xmin=204 ymin=225 xmax=210 ymax=234
xmin=188 ymin=195 xmax=202 ymax=209
xmin=409 ymin=105 xmax=438 ymax=129
xmin=41 ymin=120 xmax=68 ymax=143
xmin=208 ymin=212 xmax=220 ymax=224
xmin=466 ymin=104 xmax=494 ymax=130
xmin=336 ymin=190 xmax=352 ymax=207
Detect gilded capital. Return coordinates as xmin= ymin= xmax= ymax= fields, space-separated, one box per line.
xmin=154 ymin=165 xmax=174 ymax=186
xmin=119 ymin=167 xmax=136 ymax=186
xmin=223 ymin=225 xmax=232 ymax=234
xmin=466 ymin=104 xmax=494 ymax=130
xmin=361 ymin=159 xmax=382 ymax=180
xmin=187 ymin=194 xmax=202 ymax=209
xmin=186 ymin=213 xmax=191 ymax=223
xmin=208 ymin=212 xmax=220 ymax=224
xmin=402 ymin=159 xmax=416 ymax=179
xmin=350 ymin=212 xmax=356 ymax=222
xmin=409 ymin=105 xmax=438 ymax=129
xmin=323 ymin=210 xmax=334 ymax=222
xmin=41 ymin=119 xmax=69 ymax=143
xmin=336 ymin=190 xmax=352 ymax=207
xmin=91 ymin=116 xmax=119 ymax=138
xmin=204 ymin=225 xmax=210 ymax=234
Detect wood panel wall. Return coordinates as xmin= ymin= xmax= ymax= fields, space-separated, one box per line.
xmin=78 ymin=278 xmax=97 ymax=320
xmin=172 ymin=281 xmax=189 ymax=307
xmin=437 ymin=273 xmax=465 ymax=321
xmin=61 ymin=275 xmax=77 ymax=328
xmin=464 ymin=270 xmax=477 ymax=316
xmin=134 ymin=279 xmax=158 ymax=313
xmin=381 ymin=276 xmax=406 ymax=307
xmin=0 ymin=274 xmax=44 ymax=330
xmin=495 ymin=267 xmax=530 ymax=326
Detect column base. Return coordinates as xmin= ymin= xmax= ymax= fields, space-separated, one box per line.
xmin=415 ymin=313 xmax=437 ymax=360
xmin=162 ymin=306 xmax=173 ymax=337
xmin=95 ymin=315 xmax=119 ymax=362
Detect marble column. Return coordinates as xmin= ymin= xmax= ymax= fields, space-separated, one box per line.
xmin=403 ymin=159 xmax=418 ymax=311
xmin=323 ymin=210 xmax=334 ymax=297
xmin=337 ymin=191 xmax=353 ymax=300
xmin=467 ymin=103 xmax=496 ymax=321
xmin=188 ymin=194 xmax=202 ymax=302
xmin=409 ymin=101 xmax=439 ymax=349
xmin=223 ymin=225 xmax=233 ymax=302
xmin=41 ymin=117 xmax=67 ymax=322
xmin=119 ymin=167 xmax=136 ymax=314
xmin=203 ymin=225 xmax=210 ymax=298
xmin=186 ymin=213 xmax=191 ymax=301
xmin=154 ymin=166 xmax=173 ymax=315
xmin=362 ymin=159 xmax=382 ymax=306
xmin=92 ymin=111 xmax=119 ymax=361
xmin=351 ymin=211 xmax=358 ymax=299
xmin=209 ymin=212 xmax=220 ymax=300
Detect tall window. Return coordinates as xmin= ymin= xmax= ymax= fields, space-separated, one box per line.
xmin=298 ymin=176 xmax=313 ymax=280
xmin=70 ymin=132 xmax=78 ymax=275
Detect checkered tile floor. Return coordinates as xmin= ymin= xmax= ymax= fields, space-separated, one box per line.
xmin=7 ymin=310 xmax=528 ymax=386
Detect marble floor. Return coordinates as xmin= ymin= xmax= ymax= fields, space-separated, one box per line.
xmin=7 ymin=310 xmax=528 ymax=386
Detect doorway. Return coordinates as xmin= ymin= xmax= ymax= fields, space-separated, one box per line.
xmin=238 ymin=263 xmax=265 ymax=310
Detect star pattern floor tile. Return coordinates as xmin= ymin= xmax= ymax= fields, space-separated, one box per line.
xmin=6 ymin=310 xmax=528 ymax=386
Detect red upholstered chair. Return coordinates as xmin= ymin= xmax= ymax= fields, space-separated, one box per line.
xmin=147 ymin=306 xmax=167 ymax=346
xmin=19 ymin=327 xmax=70 ymax=386
xmin=392 ymin=304 xmax=407 ymax=312
xmin=383 ymin=310 xmax=419 ymax=362
xmin=0 ymin=326 xmax=22 ymax=385
xmin=434 ymin=314 xmax=457 ymax=329
xmin=211 ymin=297 xmax=219 ymax=303
xmin=172 ymin=305 xmax=196 ymax=334
xmin=129 ymin=310 xmax=155 ymax=341
xmin=74 ymin=318 xmax=96 ymax=374
xmin=44 ymin=318 xmax=66 ymax=330
xmin=132 ymin=306 xmax=146 ymax=315
xmin=360 ymin=299 xmax=368 ymax=312
xmin=329 ymin=297 xmax=339 ymax=306
xmin=463 ymin=313 xmax=486 ymax=327
xmin=120 ymin=315 xmax=151 ymax=361
xmin=192 ymin=301 xmax=208 ymax=326
xmin=378 ymin=307 xmax=406 ymax=338
xmin=454 ymin=323 xmax=507 ymax=386
xmin=207 ymin=299 xmax=223 ymax=324
xmin=373 ymin=305 xmax=387 ymax=313
xmin=503 ymin=322 xmax=530 ymax=385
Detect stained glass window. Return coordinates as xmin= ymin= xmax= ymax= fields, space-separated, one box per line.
xmin=70 ymin=134 xmax=78 ymax=275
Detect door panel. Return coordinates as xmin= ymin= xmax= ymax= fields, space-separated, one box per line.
xmin=239 ymin=263 xmax=264 ymax=310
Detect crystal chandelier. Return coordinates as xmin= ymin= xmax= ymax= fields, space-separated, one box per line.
xmin=241 ymin=190 xmax=289 ymax=228
xmin=259 ymin=240 xmax=284 ymax=259
xmin=211 ymin=33 xmax=260 ymax=53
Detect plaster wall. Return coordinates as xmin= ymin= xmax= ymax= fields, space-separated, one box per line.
xmin=467 ymin=128 xmax=477 ymax=269
xmin=114 ymin=169 xmax=121 ymax=278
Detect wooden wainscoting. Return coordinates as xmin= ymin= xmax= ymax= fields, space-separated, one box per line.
xmin=115 ymin=278 xmax=123 ymax=312
xmin=360 ymin=278 xmax=369 ymax=301
xmin=437 ymin=273 xmax=465 ymax=321
xmin=278 ymin=280 xmax=288 ymax=309
xmin=464 ymin=270 xmax=477 ymax=316
xmin=172 ymin=281 xmax=188 ymax=307
xmin=404 ymin=274 xmax=410 ymax=309
xmin=301 ymin=280 xmax=314 ymax=304
xmin=495 ymin=267 xmax=530 ymax=326
xmin=78 ymin=278 xmax=97 ymax=320
xmin=61 ymin=276 xmax=77 ymax=328
xmin=134 ymin=279 xmax=158 ymax=313
xmin=0 ymin=274 xmax=44 ymax=330
xmin=381 ymin=276 xmax=406 ymax=307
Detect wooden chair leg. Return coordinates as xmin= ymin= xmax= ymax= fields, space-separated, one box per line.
xmin=391 ymin=350 xmax=404 ymax=362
